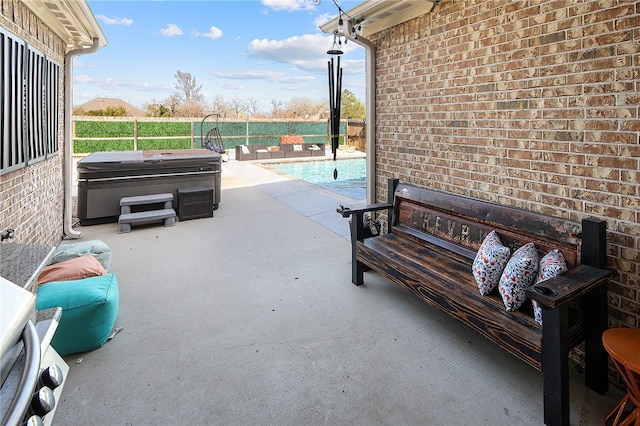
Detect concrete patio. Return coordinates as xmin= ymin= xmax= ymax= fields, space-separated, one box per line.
xmin=54 ymin=159 xmax=623 ymax=425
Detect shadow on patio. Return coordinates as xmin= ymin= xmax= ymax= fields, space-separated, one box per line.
xmin=55 ymin=160 xmax=622 ymax=425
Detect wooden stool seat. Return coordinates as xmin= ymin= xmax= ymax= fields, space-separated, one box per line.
xmin=602 ymin=328 xmax=640 ymax=426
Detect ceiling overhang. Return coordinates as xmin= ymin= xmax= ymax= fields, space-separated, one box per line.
xmin=320 ymin=0 xmax=437 ymax=37
xmin=21 ymin=0 xmax=107 ymax=51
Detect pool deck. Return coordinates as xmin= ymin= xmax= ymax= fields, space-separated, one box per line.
xmin=55 ymin=152 xmax=623 ymax=425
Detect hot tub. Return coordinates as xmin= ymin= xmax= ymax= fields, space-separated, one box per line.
xmin=77 ymin=150 xmax=221 ymax=225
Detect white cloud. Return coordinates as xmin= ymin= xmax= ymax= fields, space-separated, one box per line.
xmin=73 ymin=59 xmax=93 ymax=68
xmin=74 ymin=75 xmax=172 ymax=93
xmin=74 ymin=75 xmax=93 ymax=83
xmin=159 ymin=24 xmax=183 ymax=37
xmin=247 ymin=33 xmax=359 ymax=73
xmin=214 ymin=70 xmax=315 ymax=84
xmin=314 ymin=13 xmax=334 ymax=28
xmin=199 ymin=26 xmax=223 ymax=39
xmin=96 ymin=14 xmax=133 ymax=26
xmin=248 ymin=33 xmax=327 ymax=62
xmin=261 ymin=0 xmax=318 ymax=11
xmin=223 ymin=82 xmax=245 ymax=90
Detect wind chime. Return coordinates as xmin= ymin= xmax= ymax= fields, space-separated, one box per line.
xmin=327 ymin=33 xmax=343 ymax=180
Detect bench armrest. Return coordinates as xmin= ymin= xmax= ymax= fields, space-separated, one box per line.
xmin=526 ymin=264 xmax=614 ymax=310
xmin=336 ymin=203 xmax=393 ymax=218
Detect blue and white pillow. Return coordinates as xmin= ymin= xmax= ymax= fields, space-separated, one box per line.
xmin=472 ymin=231 xmax=511 ymax=296
xmin=499 ymin=243 xmax=539 ymax=312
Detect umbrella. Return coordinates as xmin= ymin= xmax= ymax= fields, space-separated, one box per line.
xmin=328 ymin=55 xmax=342 ymax=180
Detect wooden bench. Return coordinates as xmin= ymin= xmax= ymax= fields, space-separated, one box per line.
xmin=118 ymin=193 xmax=176 ymax=233
xmin=337 ymin=179 xmax=614 ymax=426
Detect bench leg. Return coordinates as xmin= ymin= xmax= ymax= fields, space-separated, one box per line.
xmin=542 ymin=305 xmax=569 ymax=426
xmin=119 ymin=223 xmax=132 ymax=234
xmin=350 ymin=212 xmax=365 ymax=286
xmin=164 ymin=216 xmax=176 ymax=227
xmin=582 ymin=284 xmax=609 ymax=395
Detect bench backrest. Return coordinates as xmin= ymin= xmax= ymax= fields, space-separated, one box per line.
xmin=279 ymin=135 xmax=305 ymax=144
xmin=391 ymin=183 xmax=582 ymax=268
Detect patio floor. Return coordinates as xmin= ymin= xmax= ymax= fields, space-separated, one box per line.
xmin=54 ymin=158 xmax=623 ymax=425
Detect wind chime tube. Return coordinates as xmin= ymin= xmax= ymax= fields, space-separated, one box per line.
xmin=328 ymin=55 xmax=342 ymax=179
xmin=336 ymin=55 xmax=342 ymax=158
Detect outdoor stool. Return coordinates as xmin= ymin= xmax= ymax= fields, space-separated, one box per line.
xmin=602 ymin=328 xmax=640 ymax=426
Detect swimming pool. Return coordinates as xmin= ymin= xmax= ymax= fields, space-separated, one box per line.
xmin=265 ymin=158 xmax=366 ymax=200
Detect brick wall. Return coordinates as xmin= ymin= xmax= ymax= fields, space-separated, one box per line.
xmin=370 ymin=1 xmax=639 ymax=328
xmin=0 ymin=3 xmax=66 ymax=248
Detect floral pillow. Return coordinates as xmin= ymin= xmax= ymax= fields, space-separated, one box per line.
xmin=499 ymin=243 xmax=539 ymax=312
xmin=532 ymin=249 xmax=568 ymax=324
xmin=472 ymin=231 xmax=511 ymax=295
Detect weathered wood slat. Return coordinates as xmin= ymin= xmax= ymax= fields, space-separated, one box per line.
xmin=358 ymin=236 xmax=543 ymax=369
xmin=394 ymin=183 xmax=582 ymax=245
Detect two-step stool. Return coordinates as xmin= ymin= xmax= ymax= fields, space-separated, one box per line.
xmin=118 ymin=193 xmax=176 ymax=233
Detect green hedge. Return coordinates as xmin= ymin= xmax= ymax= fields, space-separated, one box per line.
xmin=138 ymin=122 xmax=191 ymax=137
xmin=75 ymin=121 xmax=134 ymax=137
xmin=138 ymin=139 xmax=192 ymax=150
xmin=248 ymin=122 xmax=289 ymax=136
xmin=74 ymin=139 xmax=134 ymax=153
xmin=73 ymin=119 xmax=343 ymax=152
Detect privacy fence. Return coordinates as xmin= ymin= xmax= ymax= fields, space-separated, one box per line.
xmin=72 ymin=117 xmax=353 ymax=153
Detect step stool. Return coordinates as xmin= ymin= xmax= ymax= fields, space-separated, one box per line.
xmin=118 ymin=193 xmax=176 ymax=233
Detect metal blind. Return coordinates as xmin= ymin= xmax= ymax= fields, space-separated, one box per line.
xmin=1 ymin=27 xmax=26 ymax=173
xmin=1 ymin=27 xmax=60 ymax=175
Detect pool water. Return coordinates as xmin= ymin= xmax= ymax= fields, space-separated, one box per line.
xmin=266 ymin=158 xmax=366 ymax=200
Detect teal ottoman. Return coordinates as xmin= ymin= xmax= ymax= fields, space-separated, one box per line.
xmin=36 ymin=273 xmax=119 ymax=356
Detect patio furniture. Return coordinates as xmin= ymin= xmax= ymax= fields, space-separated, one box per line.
xmin=35 ymin=240 xmax=119 ymax=356
xmin=36 ymin=273 xmax=119 ymax=356
xmin=118 ymin=193 xmax=176 ymax=233
xmin=602 ymin=328 xmax=640 ymax=426
xmin=338 ymin=178 xmax=614 ymax=426
xmin=234 ymin=139 xmax=325 ymax=161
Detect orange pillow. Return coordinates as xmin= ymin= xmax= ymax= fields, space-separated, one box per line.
xmin=38 ymin=254 xmax=107 ymax=285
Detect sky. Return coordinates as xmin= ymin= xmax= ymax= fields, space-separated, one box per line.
xmin=74 ymin=0 xmax=365 ymax=113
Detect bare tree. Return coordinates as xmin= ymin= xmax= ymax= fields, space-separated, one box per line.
xmin=211 ymin=95 xmax=230 ymax=117
xmin=246 ymin=99 xmax=261 ymax=116
xmin=174 ymin=70 xmax=204 ymax=104
xmin=165 ymin=70 xmax=207 ymax=117
xmin=271 ymin=99 xmax=285 ymax=117
xmin=229 ymin=96 xmax=246 ymax=118
xmin=285 ymin=97 xmax=328 ymax=119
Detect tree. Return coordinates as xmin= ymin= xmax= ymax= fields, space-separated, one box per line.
xmin=170 ymin=70 xmax=207 ymax=117
xmin=340 ymin=89 xmax=365 ymax=119
xmin=229 ymin=96 xmax=246 ymax=118
xmin=78 ymin=106 xmax=128 ymax=117
xmin=284 ymin=97 xmax=328 ymax=119
xmin=270 ymin=99 xmax=285 ymax=117
xmin=174 ymin=70 xmax=204 ymax=104
xmin=246 ymin=99 xmax=261 ymax=116
xmin=211 ymin=95 xmax=230 ymax=117
xmin=144 ymin=100 xmax=171 ymax=117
